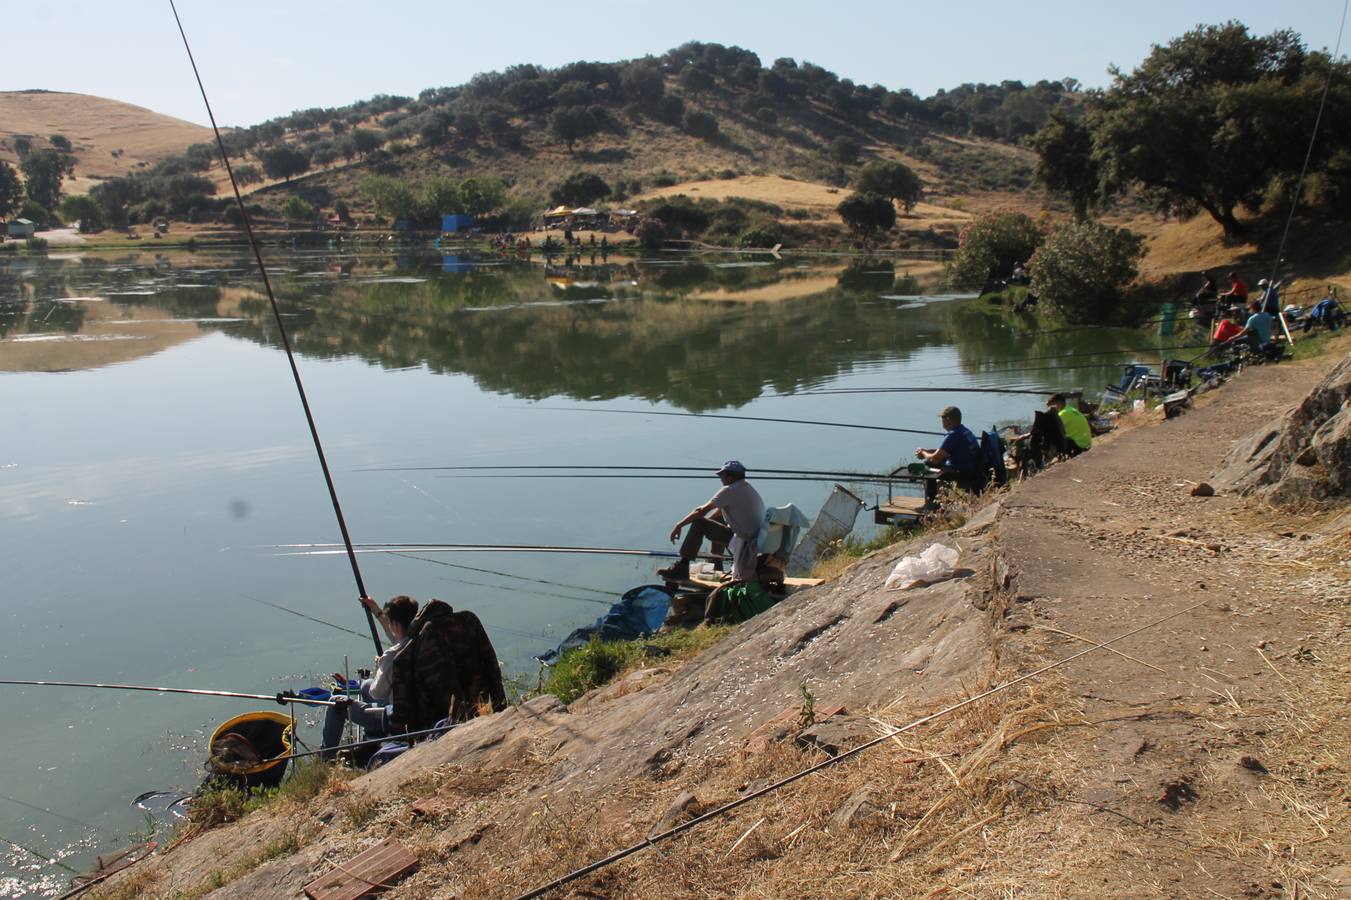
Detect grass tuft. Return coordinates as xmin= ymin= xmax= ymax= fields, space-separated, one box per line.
xmin=542 ymin=627 xmax=733 ymax=704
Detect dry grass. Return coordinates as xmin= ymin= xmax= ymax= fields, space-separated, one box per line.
xmin=0 ymin=91 xmax=211 ymax=192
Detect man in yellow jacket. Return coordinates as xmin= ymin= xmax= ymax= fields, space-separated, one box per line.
xmin=1048 ymin=393 xmax=1091 ymax=456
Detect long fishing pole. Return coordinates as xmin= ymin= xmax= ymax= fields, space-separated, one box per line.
xmin=364 ymin=464 xmax=920 ymax=479
xmin=522 ymin=406 xmax=944 ymax=436
xmin=273 ymin=543 xmax=722 ymax=560
xmin=0 ymin=679 xmax=335 ymax=707
xmin=246 ymin=595 xmax=369 ymax=639
xmin=440 ymin=473 xmax=914 ymax=485
xmin=169 ymin=1 xmax=382 ymax=657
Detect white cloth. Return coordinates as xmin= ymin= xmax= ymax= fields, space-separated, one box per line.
xmin=367 ymin=637 xmax=409 ymax=702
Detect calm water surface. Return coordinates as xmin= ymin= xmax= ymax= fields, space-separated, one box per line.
xmin=0 ymin=248 xmax=1173 ymax=894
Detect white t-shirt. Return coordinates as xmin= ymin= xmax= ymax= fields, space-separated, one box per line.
xmin=709 ymin=479 xmax=765 ymax=539
xmin=368 ymin=637 xmax=409 ymax=702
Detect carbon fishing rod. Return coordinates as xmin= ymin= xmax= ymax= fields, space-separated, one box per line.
xmin=522 ymin=406 xmax=944 ymax=436
xmin=364 ymin=463 xmax=911 ymax=480
xmin=273 ymin=543 xmax=723 ymax=561
xmin=0 ymin=679 xmax=336 ymax=707
xmin=440 ymin=473 xmax=916 ymax=485
xmin=169 ymin=1 xmax=382 ymax=657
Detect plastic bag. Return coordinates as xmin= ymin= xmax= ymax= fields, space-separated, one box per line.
xmin=884 ymin=543 xmax=960 ymax=590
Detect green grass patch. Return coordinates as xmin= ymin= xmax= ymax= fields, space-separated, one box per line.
xmin=542 ymin=628 xmax=733 ymax=704
xmin=183 ymin=760 xmax=344 ymax=835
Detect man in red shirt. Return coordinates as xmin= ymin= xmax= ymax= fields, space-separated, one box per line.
xmin=1219 ymin=271 xmax=1249 ymax=308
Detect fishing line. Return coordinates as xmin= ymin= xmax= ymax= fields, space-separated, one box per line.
xmin=245 ymin=595 xmax=369 ymax=639
xmin=169 ymin=0 xmax=382 ymax=657
xmin=274 ymin=543 xmax=720 ymax=561
xmin=390 ymin=552 xmax=614 ymax=607
xmin=520 ymin=406 xmax=945 ymax=436
xmin=0 ymin=834 xmax=78 ymax=873
xmin=0 ymin=793 xmax=108 ymax=840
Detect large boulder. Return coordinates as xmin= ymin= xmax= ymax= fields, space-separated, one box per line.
xmin=1212 ymin=354 xmax=1351 ymax=504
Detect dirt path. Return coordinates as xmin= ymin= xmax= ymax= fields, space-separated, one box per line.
xmin=995 ymin=353 xmax=1351 ymax=897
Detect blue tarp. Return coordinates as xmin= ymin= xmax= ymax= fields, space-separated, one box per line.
xmin=441 ymin=213 xmax=475 ymax=233
xmin=537 ymin=584 xmax=675 ymax=663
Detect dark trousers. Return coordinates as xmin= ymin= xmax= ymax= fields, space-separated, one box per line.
xmin=679 ymin=516 xmax=732 ymax=563
xmin=924 ymin=467 xmax=983 ymax=504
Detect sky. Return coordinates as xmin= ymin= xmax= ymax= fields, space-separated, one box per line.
xmin=2 ymin=0 xmax=1346 ymax=128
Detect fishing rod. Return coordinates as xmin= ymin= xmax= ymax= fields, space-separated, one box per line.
xmin=440 ymin=473 xmax=915 ymax=485
xmin=170 ymin=1 xmax=383 ymax=658
xmin=521 ymin=406 xmax=945 ymax=437
xmin=364 ymin=463 xmax=909 ymax=480
xmin=274 ymin=543 xmax=722 ymax=561
xmin=246 ymin=595 xmax=369 ymax=639
xmin=0 ymin=679 xmax=336 ymax=707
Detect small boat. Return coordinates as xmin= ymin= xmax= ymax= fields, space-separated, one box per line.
xmin=206 ymin=710 xmax=294 ymax=789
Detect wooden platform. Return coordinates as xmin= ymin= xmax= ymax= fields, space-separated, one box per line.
xmin=683 ymin=573 xmax=824 ymax=591
xmin=874 ymin=495 xmax=929 ymax=525
xmin=304 ymin=837 xmax=418 ymax=900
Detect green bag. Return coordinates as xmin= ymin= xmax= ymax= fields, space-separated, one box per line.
xmin=718 ymin=581 xmax=777 ymax=624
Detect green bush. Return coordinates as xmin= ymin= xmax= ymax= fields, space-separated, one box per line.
xmin=25 ymin=236 xmax=48 ymax=252
xmin=949 ymin=210 xmax=1043 ymax=289
xmin=739 ymin=224 xmax=783 ymax=248
xmin=1029 ymin=219 xmax=1144 ymax=324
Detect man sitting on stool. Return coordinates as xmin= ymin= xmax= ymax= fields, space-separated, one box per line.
xmin=914 ymin=406 xmax=984 ymax=508
xmin=320 ymin=595 xmax=417 ymax=760
xmin=1047 ymin=393 xmax=1091 ymax=456
xmin=658 ymin=460 xmax=764 ymax=583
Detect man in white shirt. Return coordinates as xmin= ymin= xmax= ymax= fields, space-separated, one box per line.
xmin=658 ymin=460 xmax=764 ymax=583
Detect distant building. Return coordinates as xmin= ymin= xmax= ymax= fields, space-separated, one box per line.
xmin=7 ymin=219 xmax=36 ymax=238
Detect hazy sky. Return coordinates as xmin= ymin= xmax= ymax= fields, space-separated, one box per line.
xmin=3 ymin=1 xmax=1346 ymax=127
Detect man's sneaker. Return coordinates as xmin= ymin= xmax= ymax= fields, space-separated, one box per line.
xmin=656 ymin=560 xmax=690 ymax=580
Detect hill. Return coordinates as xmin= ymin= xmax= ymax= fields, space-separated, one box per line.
xmin=0 ymin=90 xmax=212 ymax=194
xmin=12 ymin=46 xmax=1070 ymax=243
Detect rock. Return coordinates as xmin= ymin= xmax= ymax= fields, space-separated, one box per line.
xmin=1238 ymin=755 xmax=1269 ymax=774
xmin=796 ymin=717 xmax=877 ymax=756
xmin=1190 ymin=482 xmax=1215 ymax=497
xmin=830 ymin=788 xmax=886 ymax=829
xmin=648 ymin=790 xmax=702 ymax=836
xmin=1212 ymin=354 xmax=1351 ymax=502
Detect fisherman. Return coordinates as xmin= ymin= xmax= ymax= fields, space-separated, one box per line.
xmin=1226 ymin=297 xmax=1274 ymax=355
xmin=658 ymin=460 xmax=764 ymax=583
xmin=1219 ymin=271 xmax=1249 ymax=310
xmin=1257 ymin=278 xmax=1283 ymax=317
xmin=320 ymin=595 xmax=417 ymax=760
xmin=1047 ymin=393 xmax=1091 ymax=456
xmin=1210 ymin=307 xmax=1245 ymax=348
xmin=914 ymin=406 xmax=985 ymax=506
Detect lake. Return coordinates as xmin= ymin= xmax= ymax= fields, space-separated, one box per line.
xmin=0 ymin=246 xmax=1168 ymax=894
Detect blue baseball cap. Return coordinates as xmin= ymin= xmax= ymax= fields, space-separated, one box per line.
xmin=717 ymin=460 xmax=746 ymax=475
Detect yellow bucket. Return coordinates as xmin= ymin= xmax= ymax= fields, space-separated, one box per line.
xmin=207 ymin=710 xmax=294 ymax=789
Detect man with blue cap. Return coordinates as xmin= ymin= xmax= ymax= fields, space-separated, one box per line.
xmin=658 ymin=460 xmax=765 ymax=583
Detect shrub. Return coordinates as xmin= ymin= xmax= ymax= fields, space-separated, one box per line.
xmin=949 ymin=210 xmax=1043 ymax=289
xmin=635 ymin=217 xmax=667 ymax=249
xmin=739 ymin=224 xmax=783 ymax=248
xmin=281 ymin=195 xmax=317 ymax=221
xmin=549 ymin=172 xmax=610 ymax=207
xmin=682 ymin=110 xmax=720 ymax=140
xmin=650 ymin=170 xmax=678 ymax=188
xmin=836 ymin=191 xmax=895 ymax=240
xmin=1029 ymin=220 xmax=1144 ymax=324
xmin=25 ymin=236 xmax=49 ymax=252
xmin=756 ymin=107 xmax=778 ymax=125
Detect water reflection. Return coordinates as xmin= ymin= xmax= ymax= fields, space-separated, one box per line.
xmin=1 ymin=251 xmax=1169 ymax=408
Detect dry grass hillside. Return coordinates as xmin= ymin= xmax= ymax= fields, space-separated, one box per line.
xmin=0 ymin=90 xmax=211 ymax=193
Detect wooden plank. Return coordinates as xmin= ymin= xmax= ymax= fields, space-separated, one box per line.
xmin=875 ymin=495 xmax=928 ymax=525
xmin=304 ymin=837 xmax=418 ymax=900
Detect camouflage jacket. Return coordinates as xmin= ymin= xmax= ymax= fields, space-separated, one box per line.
xmin=388 ymin=600 xmax=507 ymax=733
